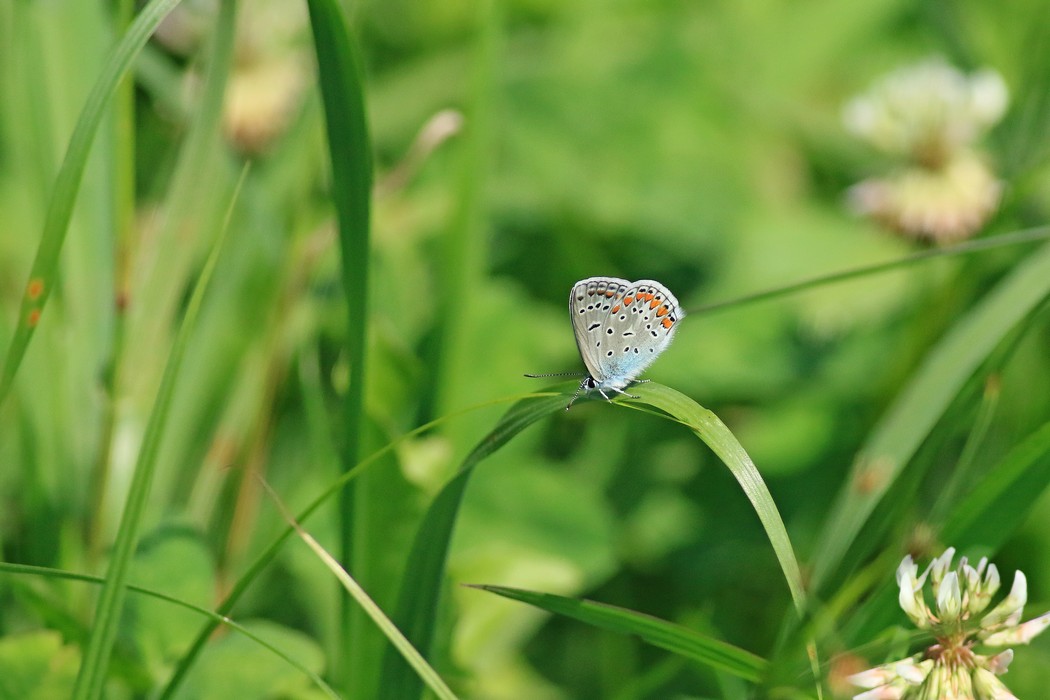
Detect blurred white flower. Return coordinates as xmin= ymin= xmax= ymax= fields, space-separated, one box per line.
xmin=844 ymin=57 xmax=1007 ymax=167
xmin=847 ymin=151 xmax=1002 ymax=244
xmin=843 ymin=58 xmax=1008 ymax=243
xmin=850 ymin=549 xmax=1048 ymax=700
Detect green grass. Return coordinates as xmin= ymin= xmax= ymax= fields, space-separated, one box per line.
xmin=2 ymin=0 xmax=1050 ymax=698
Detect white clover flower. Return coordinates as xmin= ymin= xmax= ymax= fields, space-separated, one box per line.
xmin=843 ymin=57 xmax=1007 ymax=165
xmin=850 ymin=549 xmax=1049 ymax=700
xmin=846 ymin=150 xmax=1002 ymax=244
xmin=843 ymin=58 xmax=1008 ymax=242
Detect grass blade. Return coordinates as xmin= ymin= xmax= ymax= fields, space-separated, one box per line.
xmin=0 ymin=0 xmax=184 ymax=405
xmin=263 ymin=483 xmax=459 ymax=700
xmin=810 ymin=242 xmax=1050 ymax=592
xmin=304 ymin=0 xmax=373 ymax=689
xmin=468 ymin=584 xmax=768 ymax=683
xmin=70 ymin=167 xmax=246 ymax=700
xmin=380 ymin=383 xmax=803 ymax=698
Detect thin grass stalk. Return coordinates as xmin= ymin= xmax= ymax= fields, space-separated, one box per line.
xmin=691 ymin=225 xmax=1050 ymax=316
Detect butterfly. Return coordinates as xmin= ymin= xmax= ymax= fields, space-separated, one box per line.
xmin=528 ymin=277 xmax=684 ymax=409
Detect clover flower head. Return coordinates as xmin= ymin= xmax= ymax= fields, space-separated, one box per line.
xmin=850 ymin=548 xmax=1049 ymax=699
xmin=843 ymin=57 xmax=1008 ymax=166
xmin=843 ymin=58 xmax=1008 ymax=243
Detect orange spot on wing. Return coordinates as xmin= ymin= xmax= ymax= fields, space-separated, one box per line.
xmin=661 ymin=317 xmax=673 ymax=329
xmin=611 ymin=305 xmax=620 ymax=313
xmin=624 ymin=296 xmax=634 ymax=305
xmin=27 ymin=278 xmax=44 ymax=300
xmin=649 ymin=298 xmax=661 ymax=309
xmin=27 ymin=308 xmax=41 ymax=327
xmin=656 ymin=305 xmax=669 ymax=317
xmin=605 ymin=290 xmax=614 ymax=297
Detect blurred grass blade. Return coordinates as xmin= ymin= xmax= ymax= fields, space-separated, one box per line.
xmin=0 ymin=562 xmax=338 ymax=699
xmin=378 ymin=393 xmax=568 ymax=700
xmin=267 ymin=484 xmax=458 ymax=700
xmin=630 ymin=383 xmax=807 ymax=611
xmin=71 ymin=168 xmax=246 ymax=700
xmin=304 ymin=0 xmax=373 ymax=689
xmin=942 ymin=419 xmax=1050 ymax=546
xmin=811 ymin=243 xmax=1050 ymax=592
xmin=469 ymin=584 xmax=767 ymax=682
xmin=0 ymin=0 xmax=183 ymax=405
xmin=692 ymin=225 xmax=1050 ymax=316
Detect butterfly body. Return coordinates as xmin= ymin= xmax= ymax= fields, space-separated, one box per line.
xmin=566 ymin=276 xmax=683 ymax=407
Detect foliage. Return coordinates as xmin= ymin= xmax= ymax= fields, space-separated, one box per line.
xmin=1 ymin=0 xmax=1049 ymax=697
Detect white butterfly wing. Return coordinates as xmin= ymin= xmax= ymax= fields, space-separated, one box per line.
xmin=570 ymin=277 xmax=683 ymax=391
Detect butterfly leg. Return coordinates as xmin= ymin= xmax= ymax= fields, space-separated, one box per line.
xmin=609 ymin=385 xmax=640 ymax=400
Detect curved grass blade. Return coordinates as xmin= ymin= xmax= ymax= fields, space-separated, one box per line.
xmin=377 ymin=393 xmax=568 ymax=700
xmin=810 ymin=242 xmax=1050 ymax=593
xmin=468 ymin=584 xmax=767 ymax=682
xmin=628 ymin=383 xmax=807 ymax=611
xmin=0 ymin=0 xmax=184 ymax=406
xmin=70 ymin=167 xmax=246 ymax=700
xmin=0 ymin=562 xmax=338 ymax=699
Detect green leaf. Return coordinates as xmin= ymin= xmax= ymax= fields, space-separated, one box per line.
xmin=0 ymin=631 xmax=79 ymax=700
xmin=811 ymin=242 xmax=1050 ymax=593
xmin=470 ymin=584 xmax=767 ymax=682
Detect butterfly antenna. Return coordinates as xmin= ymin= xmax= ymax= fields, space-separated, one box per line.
xmin=523 ymin=371 xmax=584 ymax=378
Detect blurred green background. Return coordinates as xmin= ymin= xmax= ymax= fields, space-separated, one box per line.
xmin=1 ymin=0 xmax=1050 ymax=697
